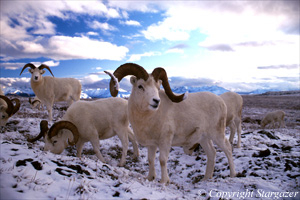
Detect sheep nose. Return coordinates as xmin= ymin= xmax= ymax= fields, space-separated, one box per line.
xmin=153 ymin=98 xmax=160 ymax=105
xmin=34 ymin=76 xmax=38 ymax=80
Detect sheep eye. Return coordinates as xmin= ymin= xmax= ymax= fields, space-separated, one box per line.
xmin=2 ymin=115 xmax=5 ymax=119
xmin=52 ymin=141 xmax=57 ymax=145
xmin=138 ymin=85 xmax=144 ymax=91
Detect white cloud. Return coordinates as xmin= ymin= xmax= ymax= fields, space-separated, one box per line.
xmin=165 ymin=48 xmax=184 ymax=54
xmin=80 ymin=74 xmax=104 ymax=86
xmin=120 ymin=20 xmax=141 ymax=26
xmin=0 ymin=60 xmax=59 ymax=71
xmin=0 ymin=62 xmax=26 ymax=70
xmin=0 ymin=77 xmax=30 ymax=88
xmin=42 ymin=60 xmax=60 ymax=67
xmin=108 ymin=1 xmax=160 ymax=13
xmin=141 ymin=1 xmax=299 ymax=43
xmin=0 ymin=1 xmax=123 ymax=61
xmin=87 ymin=32 xmax=99 ymax=36
xmin=88 ymin=20 xmax=117 ymax=31
xmin=47 ymin=36 xmax=128 ymax=61
xmin=127 ymin=51 xmax=161 ymax=62
xmin=16 ymin=41 xmax=46 ymax=53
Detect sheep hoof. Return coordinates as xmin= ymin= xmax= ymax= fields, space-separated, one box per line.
xmin=230 ymin=172 xmax=237 ymax=178
xmin=146 ymin=175 xmax=156 ymax=181
xmin=201 ymin=176 xmax=210 ymax=181
xmin=118 ymin=162 xmax=125 ymax=167
xmin=159 ymin=178 xmax=170 ymax=185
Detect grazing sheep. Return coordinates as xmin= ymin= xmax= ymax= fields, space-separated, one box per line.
xmin=29 ymin=97 xmax=44 ymax=110
xmin=220 ymin=92 xmax=243 ymax=148
xmin=28 ymin=98 xmax=139 ymax=167
xmin=105 ymin=63 xmax=236 ymax=184
xmin=261 ymin=110 xmax=285 ymax=129
xmin=0 ymin=95 xmax=20 ymax=126
xmin=20 ymin=63 xmax=82 ymax=121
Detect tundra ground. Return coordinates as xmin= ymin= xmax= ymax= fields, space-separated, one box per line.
xmin=1 ymin=93 xmax=299 ymax=199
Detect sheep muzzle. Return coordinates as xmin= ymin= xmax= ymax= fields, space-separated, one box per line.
xmin=48 ymin=121 xmax=79 ymax=146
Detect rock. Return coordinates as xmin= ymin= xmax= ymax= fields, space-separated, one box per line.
xmin=258 ymin=130 xmax=280 ymax=140
xmin=252 ymin=149 xmax=271 ymax=157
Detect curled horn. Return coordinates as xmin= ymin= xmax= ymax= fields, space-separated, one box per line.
xmin=151 ymin=67 xmax=187 ymax=103
xmin=11 ymin=98 xmax=20 ymax=115
xmin=105 ymin=63 xmax=149 ymax=97
xmin=20 ymin=63 xmax=36 ymax=75
xmin=48 ymin=121 xmax=79 ymax=146
xmin=27 ymin=120 xmax=49 ymax=142
xmin=38 ymin=64 xmax=54 ymax=77
xmin=0 ymin=95 xmax=14 ymax=116
xmin=29 ymin=97 xmax=32 ymax=104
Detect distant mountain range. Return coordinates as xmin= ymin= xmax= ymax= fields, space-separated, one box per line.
xmin=3 ymin=84 xmax=292 ymax=99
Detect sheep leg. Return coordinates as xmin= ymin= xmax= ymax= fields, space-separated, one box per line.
xmin=271 ymin=121 xmax=275 ymax=129
xmin=280 ymin=119 xmax=285 ymax=128
xmin=228 ymin=122 xmax=236 ymax=146
xmin=67 ymin=97 xmax=74 ymax=106
xmin=146 ymin=145 xmax=157 ymax=181
xmin=214 ymin=137 xmax=236 ymax=178
xmin=235 ymin=118 xmax=242 ymax=148
xmin=115 ymin=128 xmax=129 ymax=167
xmin=127 ymin=127 xmax=139 ymax=159
xmin=76 ymin=140 xmax=85 ymax=158
xmin=90 ymin=139 xmax=106 ymax=164
xmin=199 ymin=138 xmax=216 ymax=181
xmin=158 ymin=144 xmax=171 ymax=184
xmin=45 ymin=104 xmax=53 ymax=121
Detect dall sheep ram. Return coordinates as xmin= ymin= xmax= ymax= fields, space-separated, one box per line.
xmin=20 ymin=63 xmax=81 ymax=121
xmin=220 ymin=92 xmax=243 ymax=148
xmin=105 ymin=63 xmax=236 ymax=184
xmin=261 ymin=110 xmax=285 ymax=129
xmin=29 ymin=97 xmax=44 ymax=110
xmin=28 ymin=97 xmax=139 ymax=167
xmin=0 ymin=95 xmax=20 ymax=126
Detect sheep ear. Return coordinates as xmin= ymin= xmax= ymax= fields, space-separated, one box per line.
xmin=29 ymin=68 xmax=34 ymax=74
xmin=130 ymin=76 xmax=137 ymax=85
xmin=0 ymin=105 xmax=5 ymax=111
xmin=40 ymin=70 xmax=46 ymax=75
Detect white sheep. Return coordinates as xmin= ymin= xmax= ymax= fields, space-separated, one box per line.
xmin=261 ymin=110 xmax=285 ymax=129
xmin=220 ymin=91 xmax=243 ymax=148
xmin=105 ymin=63 xmax=236 ymax=184
xmin=0 ymin=95 xmax=20 ymax=126
xmin=20 ymin=63 xmax=82 ymax=121
xmin=28 ymin=97 xmax=139 ymax=167
xmin=29 ymin=97 xmax=44 ymax=110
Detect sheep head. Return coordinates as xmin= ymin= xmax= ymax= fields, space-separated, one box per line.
xmin=29 ymin=97 xmax=41 ymax=109
xmin=0 ymin=95 xmax=20 ymax=126
xmin=43 ymin=121 xmax=79 ymax=154
xmin=20 ymin=63 xmax=54 ymax=82
xmin=105 ymin=63 xmax=187 ymax=111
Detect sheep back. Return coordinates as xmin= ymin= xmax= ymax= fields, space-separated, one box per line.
xmin=62 ymin=97 xmax=128 ymax=141
xmin=220 ymin=91 xmax=243 ymax=126
xmin=31 ymin=76 xmax=81 ymax=103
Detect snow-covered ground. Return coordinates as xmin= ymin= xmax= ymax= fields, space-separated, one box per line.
xmin=0 ymin=95 xmax=299 ymax=200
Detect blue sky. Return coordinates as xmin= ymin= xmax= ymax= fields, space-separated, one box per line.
xmin=0 ymin=0 xmax=299 ymax=93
